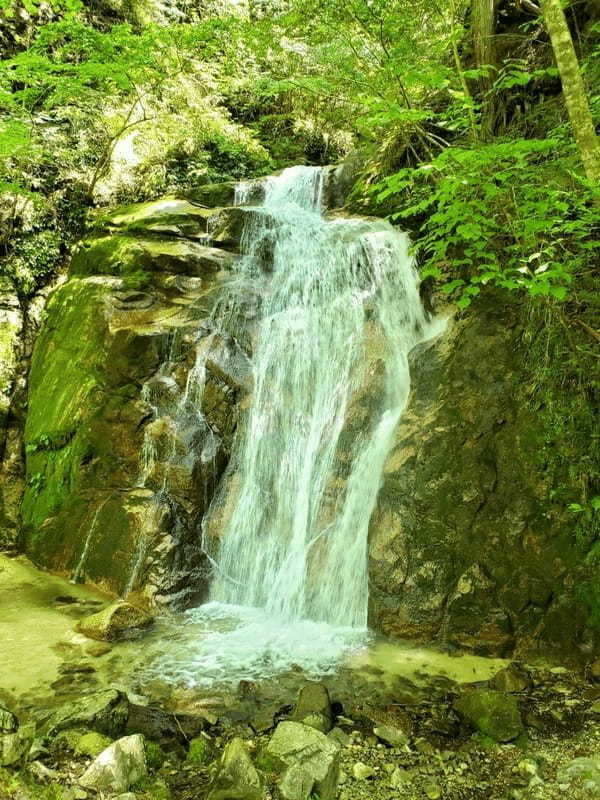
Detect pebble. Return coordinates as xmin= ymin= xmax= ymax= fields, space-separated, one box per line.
xmin=353 ymin=761 xmax=375 ymax=780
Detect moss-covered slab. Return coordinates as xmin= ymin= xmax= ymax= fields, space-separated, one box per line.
xmin=71 ymin=235 xmax=237 ymax=283
xmin=91 ymin=197 xmax=248 ymax=249
xmin=21 ymin=275 xmax=214 ymax=602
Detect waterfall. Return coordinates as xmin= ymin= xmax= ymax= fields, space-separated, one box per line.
xmin=207 ymin=165 xmax=429 ymax=630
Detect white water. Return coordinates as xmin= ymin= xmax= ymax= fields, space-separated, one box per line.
xmin=143 ymin=165 xmax=439 ymax=684
xmin=208 ymin=166 xmax=429 ymax=627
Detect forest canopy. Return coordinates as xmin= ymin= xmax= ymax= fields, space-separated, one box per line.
xmin=0 ymin=0 xmax=598 ymax=304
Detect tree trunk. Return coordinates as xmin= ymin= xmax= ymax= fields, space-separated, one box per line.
xmin=540 ymin=0 xmax=600 ymax=183
xmin=471 ymin=0 xmax=497 ymax=137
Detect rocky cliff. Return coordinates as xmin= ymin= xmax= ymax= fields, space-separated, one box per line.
xmin=0 ymin=173 xmax=596 ymax=658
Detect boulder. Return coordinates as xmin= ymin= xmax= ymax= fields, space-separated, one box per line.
xmin=291 ymin=683 xmax=333 ymax=734
xmin=207 ymin=737 xmax=263 ymax=800
xmin=77 ymin=601 xmax=153 ymax=641
xmin=79 ymin=733 xmax=147 ymax=795
xmin=454 ymin=689 xmax=523 ymax=742
xmin=279 ymin=763 xmax=314 ymax=800
xmin=265 ymin=721 xmax=340 ymax=800
xmin=489 ymin=663 xmax=532 ymax=693
xmin=47 ymin=689 xmax=129 ymax=738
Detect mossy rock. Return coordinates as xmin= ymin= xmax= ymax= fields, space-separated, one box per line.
xmin=77 ymin=601 xmax=153 ymax=641
xmin=454 ymin=689 xmax=524 ymax=742
xmin=74 ymin=731 xmax=113 ymax=758
xmin=186 ymin=182 xmax=237 ymax=207
xmin=71 ymin=235 xmax=237 ymax=280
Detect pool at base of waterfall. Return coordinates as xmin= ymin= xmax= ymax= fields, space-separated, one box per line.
xmin=114 ymin=602 xmax=370 ymax=688
xmin=0 ymin=555 xmax=511 ymax=710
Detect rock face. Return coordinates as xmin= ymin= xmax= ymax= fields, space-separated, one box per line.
xmin=20 ymin=194 xmax=253 ymax=606
xmin=7 ymin=168 xmax=597 ymax=654
xmin=77 ymin=601 xmax=153 ymax=641
xmin=368 ymin=295 xmax=597 ymax=658
xmin=79 ymin=733 xmax=147 ymax=795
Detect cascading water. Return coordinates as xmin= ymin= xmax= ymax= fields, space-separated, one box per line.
xmin=149 ymin=165 xmax=440 ymax=685
xmin=209 ymin=166 xmax=428 ymax=629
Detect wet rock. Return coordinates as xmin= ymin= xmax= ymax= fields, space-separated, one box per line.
xmin=75 ymin=731 xmax=113 ymax=758
xmin=291 ymin=683 xmax=333 ymax=733
xmin=79 ymin=733 xmax=147 ymax=795
xmin=373 ymin=724 xmax=410 ymax=748
xmin=77 ymin=601 xmax=153 ymax=641
xmin=28 ymin=761 xmax=60 ymax=782
xmin=490 ymin=664 xmax=532 ymax=693
xmin=265 ymin=721 xmax=339 ymax=800
xmin=207 ymin=737 xmax=263 ymax=800
xmin=47 ymin=689 xmax=129 ymax=738
xmin=85 ymin=641 xmax=113 ymax=658
xmin=454 ymin=689 xmax=523 ymax=742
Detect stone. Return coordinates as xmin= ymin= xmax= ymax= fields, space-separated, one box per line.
xmin=424 ymin=781 xmax=442 ymax=800
xmin=79 ymin=734 xmax=147 ymax=795
xmin=47 ymin=689 xmax=129 ymax=738
xmin=75 ymin=731 xmax=113 ymax=758
xmin=327 ymin=727 xmax=350 ymax=746
xmin=0 ymin=707 xmax=18 ymax=733
xmin=389 ymin=767 xmax=411 ymax=788
xmin=352 ymin=762 xmax=375 ymax=780
xmin=0 ymin=724 xmax=34 ymax=767
xmin=490 ymin=664 xmax=532 ymax=693
xmin=125 ymin=703 xmax=206 ymax=743
xmin=454 ymin=689 xmax=523 ymax=742
xmin=291 ymin=683 xmax=333 ymax=734
xmin=278 ymin=763 xmax=314 ymax=800
xmin=85 ymin=641 xmax=113 ymax=658
xmin=77 ymin=601 xmax=153 ymax=641
xmin=590 ymin=659 xmax=600 ymax=681
xmin=265 ymin=721 xmax=340 ymax=800
xmin=373 ymin=724 xmax=409 ymax=748
xmin=207 ymin=737 xmax=263 ymax=800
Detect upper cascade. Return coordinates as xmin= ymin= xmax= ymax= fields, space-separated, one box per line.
xmin=206 ymin=165 xmax=434 ymax=629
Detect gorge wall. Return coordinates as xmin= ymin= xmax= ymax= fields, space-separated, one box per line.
xmin=0 ymin=168 xmax=596 ymax=660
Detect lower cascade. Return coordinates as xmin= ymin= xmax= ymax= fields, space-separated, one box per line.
xmin=159 ymin=165 xmax=439 ymax=683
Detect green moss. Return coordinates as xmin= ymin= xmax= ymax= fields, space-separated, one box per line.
xmin=145 ymin=740 xmax=166 ymax=770
xmin=186 ymin=736 xmax=211 ymax=766
xmin=74 ymin=731 xmax=113 ymax=758
xmin=22 ymin=279 xmax=110 ymax=533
